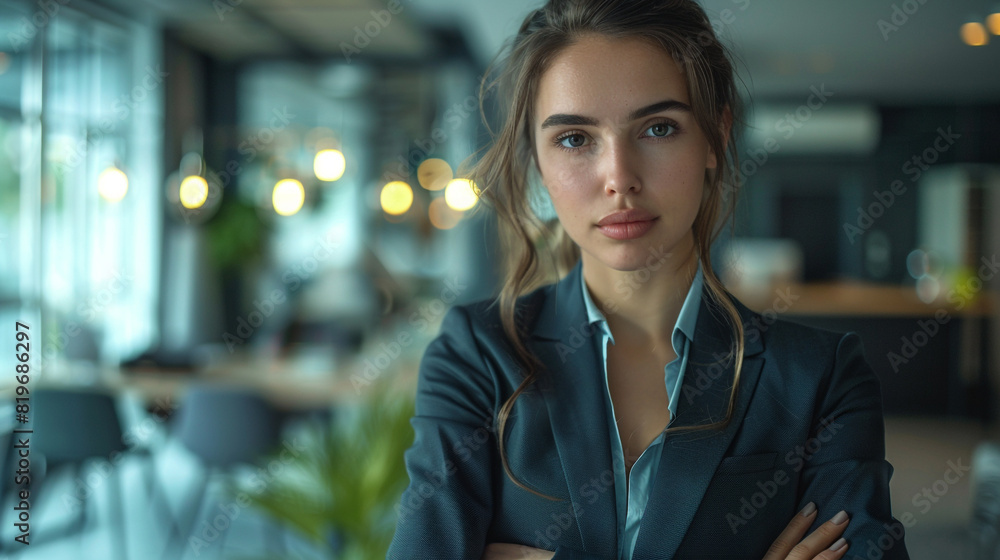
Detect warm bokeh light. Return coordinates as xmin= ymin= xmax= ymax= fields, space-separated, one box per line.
xmin=988 ymin=12 xmax=1000 ymax=35
xmin=428 ymin=197 xmax=463 ymax=230
xmin=961 ymin=22 xmax=989 ymax=46
xmin=179 ymin=175 xmax=209 ymax=209
xmin=273 ymin=179 xmax=305 ymax=216
xmin=444 ymin=178 xmax=478 ymax=211
xmin=314 ymin=149 xmax=346 ymax=182
xmin=98 ymin=166 xmax=128 ymax=202
xmin=417 ymin=158 xmax=453 ymax=191
xmin=381 ymin=181 xmax=413 ymax=216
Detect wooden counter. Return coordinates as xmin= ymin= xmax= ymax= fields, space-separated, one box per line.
xmin=0 ymin=353 xmax=420 ymax=412
xmin=728 ymin=280 xmax=996 ymax=317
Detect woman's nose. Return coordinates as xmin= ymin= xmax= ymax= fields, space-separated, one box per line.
xmin=601 ymin=143 xmax=642 ymax=195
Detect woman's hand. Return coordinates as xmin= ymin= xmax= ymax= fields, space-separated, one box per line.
xmin=481 ymin=502 xmax=848 ymax=560
xmin=481 ymin=543 xmax=555 ymax=560
xmin=762 ymin=502 xmax=851 ymax=559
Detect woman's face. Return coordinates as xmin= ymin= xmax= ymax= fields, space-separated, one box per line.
xmin=533 ymin=34 xmax=718 ymax=271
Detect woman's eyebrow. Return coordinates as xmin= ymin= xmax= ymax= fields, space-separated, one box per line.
xmin=539 ymin=99 xmax=692 ymax=130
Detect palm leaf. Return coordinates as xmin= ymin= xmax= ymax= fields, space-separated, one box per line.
xmin=231 ymin=379 xmax=415 ymax=560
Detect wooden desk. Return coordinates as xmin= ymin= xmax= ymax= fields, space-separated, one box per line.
xmin=728 ymin=280 xmax=996 ymax=317
xmin=114 ymin=354 xmax=419 ymax=410
xmin=0 ymin=354 xmax=420 ymax=413
xmin=727 ymin=281 xmax=996 ymax=420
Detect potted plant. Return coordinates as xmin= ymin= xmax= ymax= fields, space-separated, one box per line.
xmin=232 ymin=380 xmax=415 ymax=559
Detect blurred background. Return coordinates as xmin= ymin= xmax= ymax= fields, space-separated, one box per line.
xmin=0 ymin=0 xmax=998 ymax=558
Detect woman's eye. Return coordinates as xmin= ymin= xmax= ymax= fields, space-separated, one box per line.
xmin=555 ymin=121 xmax=678 ymax=151
xmin=559 ymin=134 xmax=586 ymax=149
xmin=648 ymin=122 xmax=676 ymax=137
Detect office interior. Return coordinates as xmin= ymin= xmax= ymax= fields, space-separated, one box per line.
xmin=0 ymin=0 xmax=999 ymax=558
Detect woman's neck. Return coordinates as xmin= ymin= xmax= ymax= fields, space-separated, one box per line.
xmin=581 ymin=238 xmax=699 ymax=347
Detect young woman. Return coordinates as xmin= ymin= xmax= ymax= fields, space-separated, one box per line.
xmin=388 ymin=1 xmax=911 ymax=558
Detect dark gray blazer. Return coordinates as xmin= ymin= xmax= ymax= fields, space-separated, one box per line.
xmin=387 ymin=260 xmax=910 ymax=560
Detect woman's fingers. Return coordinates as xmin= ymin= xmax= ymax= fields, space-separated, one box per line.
xmin=761 ymin=503 xmax=819 ymax=560
xmin=484 ymin=506 xmax=849 ymax=560
xmin=761 ymin=503 xmax=851 ymax=560
xmin=482 ymin=543 xmax=514 ymax=559
xmin=481 ymin=543 xmax=555 ymax=560
xmin=785 ymin=510 xmax=851 ymax=560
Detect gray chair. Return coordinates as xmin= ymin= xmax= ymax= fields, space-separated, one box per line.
xmin=160 ymin=385 xmax=284 ymax=559
xmin=173 ymin=385 xmax=281 ymax=468
xmin=33 ymin=388 xmax=127 ymax=468
xmin=27 ymin=388 xmax=129 ymax=560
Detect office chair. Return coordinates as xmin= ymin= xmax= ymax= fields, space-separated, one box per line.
xmin=29 ymin=388 xmax=129 ymax=560
xmin=160 ymin=385 xmax=283 ymax=560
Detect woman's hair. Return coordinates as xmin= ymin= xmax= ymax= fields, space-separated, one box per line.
xmin=460 ymin=0 xmax=748 ymax=502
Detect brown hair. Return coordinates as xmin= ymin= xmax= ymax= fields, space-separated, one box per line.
xmin=460 ymin=0 xmax=748 ymax=501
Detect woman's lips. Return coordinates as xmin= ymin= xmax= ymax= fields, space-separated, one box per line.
xmin=597 ymin=217 xmax=658 ymax=240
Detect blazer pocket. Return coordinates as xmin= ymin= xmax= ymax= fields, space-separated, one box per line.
xmin=715 ymin=451 xmax=778 ymax=475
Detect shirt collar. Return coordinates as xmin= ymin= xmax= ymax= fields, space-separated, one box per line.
xmin=580 ymin=258 xmax=704 ymax=350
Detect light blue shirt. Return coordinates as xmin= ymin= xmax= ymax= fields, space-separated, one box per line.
xmin=579 ymin=259 xmax=704 ymax=559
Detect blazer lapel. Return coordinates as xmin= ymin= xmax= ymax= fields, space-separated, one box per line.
xmin=530 ymin=260 xmax=618 ymax=557
xmin=632 ymin=287 xmax=766 ymax=558
xmin=527 ymin=259 xmax=767 ymax=558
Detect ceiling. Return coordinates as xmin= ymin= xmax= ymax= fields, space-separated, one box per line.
xmin=107 ymin=0 xmax=1000 ymax=104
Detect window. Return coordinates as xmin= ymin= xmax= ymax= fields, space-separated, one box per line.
xmin=1 ymin=0 xmax=162 ymax=375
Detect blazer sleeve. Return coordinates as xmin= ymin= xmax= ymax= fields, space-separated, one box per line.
xmin=794 ymin=331 xmax=911 ymax=560
xmin=387 ymin=305 xmax=498 ymax=560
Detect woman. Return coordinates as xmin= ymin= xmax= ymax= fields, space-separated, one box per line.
xmin=388 ymin=1 xmax=911 ymax=559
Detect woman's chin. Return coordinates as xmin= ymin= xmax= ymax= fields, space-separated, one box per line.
xmin=592 ymin=250 xmax=662 ymax=273
xmin=586 ymin=239 xmax=679 ymax=272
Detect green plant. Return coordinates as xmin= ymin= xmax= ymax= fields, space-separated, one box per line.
xmin=234 ymin=381 xmax=416 ymax=560
xmin=206 ymin=197 xmax=267 ymax=271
